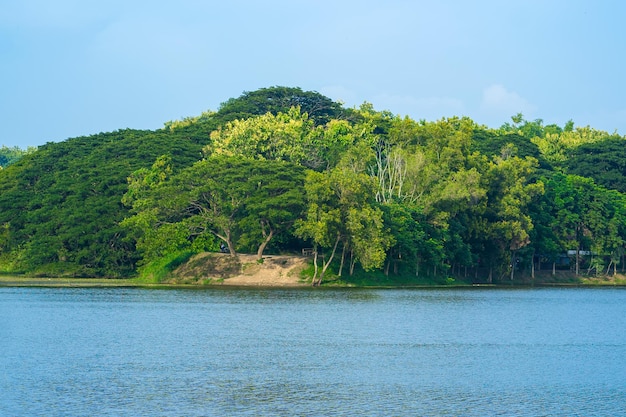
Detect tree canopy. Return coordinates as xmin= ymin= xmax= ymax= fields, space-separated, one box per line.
xmin=1 ymin=87 xmax=626 ymax=284
xmin=214 ymin=86 xmax=347 ymax=126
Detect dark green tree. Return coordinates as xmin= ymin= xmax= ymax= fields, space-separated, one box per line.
xmin=471 ymin=129 xmax=549 ymax=169
xmin=234 ymin=161 xmax=307 ymax=259
xmin=565 ymin=137 xmax=626 ymax=192
xmin=215 ymin=86 xmax=345 ymax=126
xmin=123 ymin=156 xmax=306 ymax=264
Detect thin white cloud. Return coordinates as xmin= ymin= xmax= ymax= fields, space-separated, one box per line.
xmin=319 ymin=87 xmax=465 ymax=120
xmin=373 ymin=93 xmax=465 ymax=119
xmin=480 ymin=84 xmax=536 ymax=118
xmin=319 ymin=87 xmax=466 ymax=120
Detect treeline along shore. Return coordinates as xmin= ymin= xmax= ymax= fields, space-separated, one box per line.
xmin=2 ymin=87 xmax=626 ymax=287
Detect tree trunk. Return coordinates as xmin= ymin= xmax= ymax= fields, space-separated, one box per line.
xmin=552 ymin=261 xmax=556 ymax=276
xmin=316 ymin=234 xmax=341 ymax=286
xmin=510 ymin=250 xmax=516 ymax=281
xmin=213 ymin=230 xmax=236 ymax=257
xmin=312 ymin=244 xmax=319 ymax=285
xmin=537 ymin=254 xmax=541 ymax=272
xmin=349 ymin=249 xmax=356 ymax=276
xmin=338 ymin=242 xmax=347 ymax=277
xmin=256 ymin=227 xmax=274 ymax=261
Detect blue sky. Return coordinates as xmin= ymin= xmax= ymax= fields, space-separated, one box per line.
xmin=2 ymin=0 xmax=625 ymax=148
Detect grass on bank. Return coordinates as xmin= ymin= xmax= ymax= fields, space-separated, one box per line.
xmin=134 ymin=251 xmax=196 ymax=284
xmin=579 ymin=274 xmax=626 ymax=286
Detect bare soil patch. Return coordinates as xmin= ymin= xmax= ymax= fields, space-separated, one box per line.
xmin=169 ymin=253 xmax=309 ymax=287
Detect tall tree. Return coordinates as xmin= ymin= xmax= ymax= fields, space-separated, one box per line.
xmin=295 ymin=146 xmax=388 ymax=284
xmin=294 ymin=170 xmax=342 ymax=285
xmin=551 ymin=174 xmax=626 ymax=275
xmin=123 ymin=156 xmax=306 ymax=264
xmin=236 ymin=162 xmax=306 ymax=260
xmin=380 ymin=203 xmax=426 ymax=276
xmin=481 ymin=155 xmax=544 ymax=281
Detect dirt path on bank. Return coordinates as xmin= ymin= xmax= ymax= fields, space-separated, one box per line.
xmin=218 ymin=254 xmax=309 ymax=286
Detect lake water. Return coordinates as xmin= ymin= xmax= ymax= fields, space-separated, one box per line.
xmin=1 ymin=286 xmax=625 ymax=416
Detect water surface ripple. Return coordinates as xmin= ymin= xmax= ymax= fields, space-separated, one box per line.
xmin=1 ymin=287 xmax=625 ymax=416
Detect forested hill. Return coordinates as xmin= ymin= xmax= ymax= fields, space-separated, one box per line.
xmin=1 ymin=86 xmax=626 ymax=283
xmin=0 ymin=128 xmax=207 ymax=276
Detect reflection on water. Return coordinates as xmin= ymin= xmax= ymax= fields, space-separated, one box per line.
xmin=1 ymin=287 xmax=625 ymax=416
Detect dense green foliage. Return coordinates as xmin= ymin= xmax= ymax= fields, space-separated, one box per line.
xmin=1 ymin=86 xmax=626 ymax=283
xmin=0 ymin=129 xmax=207 ymax=276
xmin=0 ymin=145 xmax=36 ymax=168
xmin=565 ymin=137 xmax=626 ymax=192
